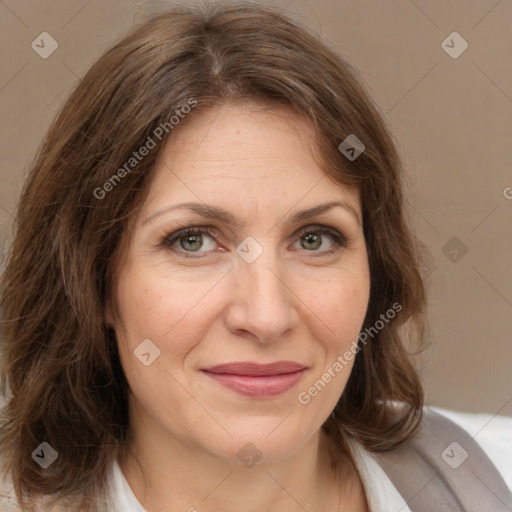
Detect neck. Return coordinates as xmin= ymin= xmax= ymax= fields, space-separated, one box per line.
xmin=118 ymin=410 xmax=367 ymax=512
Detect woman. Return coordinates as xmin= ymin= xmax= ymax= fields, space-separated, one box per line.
xmin=0 ymin=2 xmax=510 ymax=511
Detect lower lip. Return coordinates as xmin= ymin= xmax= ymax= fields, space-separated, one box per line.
xmin=202 ymin=370 xmax=306 ymax=398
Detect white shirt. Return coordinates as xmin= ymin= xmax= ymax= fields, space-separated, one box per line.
xmin=110 ymin=407 xmax=512 ymax=512
xmin=1 ymin=407 xmax=511 ymax=511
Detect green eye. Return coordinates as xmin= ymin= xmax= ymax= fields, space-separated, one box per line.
xmin=161 ymin=224 xmax=347 ymax=259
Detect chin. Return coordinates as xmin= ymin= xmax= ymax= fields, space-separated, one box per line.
xmin=197 ymin=420 xmax=316 ymax=467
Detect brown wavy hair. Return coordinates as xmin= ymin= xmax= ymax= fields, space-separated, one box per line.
xmin=0 ymin=2 xmax=428 ymax=510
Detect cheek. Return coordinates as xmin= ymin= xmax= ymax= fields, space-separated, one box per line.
xmin=113 ymin=259 xmax=229 ymax=379
xmin=115 ymin=260 xmax=206 ymax=340
xmin=306 ymin=270 xmax=370 ymax=351
xmin=295 ymin=277 xmax=369 ymax=416
xmin=112 ymin=262 xmax=209 ymax=415
xmin=114 ymin=268 xmax=163 ymax=341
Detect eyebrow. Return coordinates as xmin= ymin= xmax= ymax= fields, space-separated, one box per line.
xmin=142 ymin=200 xmax=362 ymax=227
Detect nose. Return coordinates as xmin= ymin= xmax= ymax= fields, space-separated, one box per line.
xmin=224 ymin=246 xmax=299 ymax=344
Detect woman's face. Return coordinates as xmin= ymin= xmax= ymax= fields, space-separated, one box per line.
xmin=110 ymin=102 xmax=370 ymax=465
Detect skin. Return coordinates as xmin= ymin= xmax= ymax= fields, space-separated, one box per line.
xmin=108 ymin=102 xmax=371 ymax=512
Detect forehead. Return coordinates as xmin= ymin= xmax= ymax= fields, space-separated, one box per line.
xmin=140 ymin=102 xmax=360 ymax=218
xmin=162 ymin=102 xmax=318 ymax=172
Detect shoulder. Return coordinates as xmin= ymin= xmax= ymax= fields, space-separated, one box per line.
xmin=366 ymin=403 xmax=512 ymax=510
xmin=429 ymin=405 xmax=512 ymax=491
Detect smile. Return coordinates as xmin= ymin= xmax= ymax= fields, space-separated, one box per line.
xmin=200 ymin=361 xmax=308 ymax=398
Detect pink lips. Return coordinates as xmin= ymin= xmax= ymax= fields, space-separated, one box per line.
xmin=201 ymin=361 xmax=307 ymax=398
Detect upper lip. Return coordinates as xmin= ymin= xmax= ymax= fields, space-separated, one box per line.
xmin=201 ymin=361 xmax=307 ymax=376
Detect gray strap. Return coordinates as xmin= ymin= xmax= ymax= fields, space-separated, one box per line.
xmin=372 ymin=408 xmax=512 ymax=511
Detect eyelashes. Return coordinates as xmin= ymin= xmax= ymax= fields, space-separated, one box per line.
xmin=160 ymin=224 xmax=348 ymax=259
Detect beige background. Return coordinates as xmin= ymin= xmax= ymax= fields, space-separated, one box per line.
xmin=0 ymin=0 xmax=510 ymax=416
